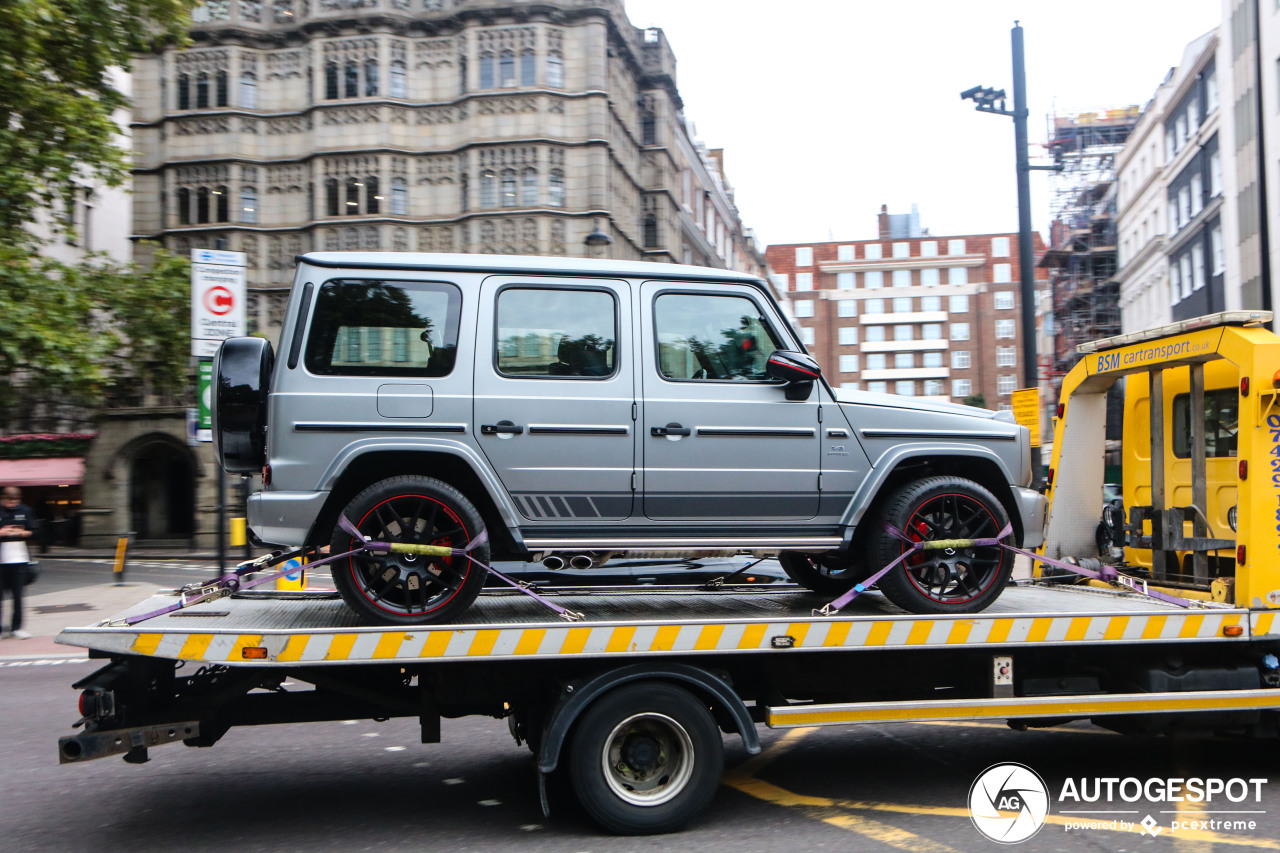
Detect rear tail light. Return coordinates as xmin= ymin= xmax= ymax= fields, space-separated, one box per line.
xmin=262 ymin=464 xmax=272 ymax=486
xmin=1237 ymin=545 xmax=1247 ymax=565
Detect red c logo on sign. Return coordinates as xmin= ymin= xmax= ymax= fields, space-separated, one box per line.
xmin=203 ymin=286 xmax=234 ymax=315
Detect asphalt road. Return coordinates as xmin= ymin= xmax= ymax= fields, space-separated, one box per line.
xmin=5 ymin=658 xmax=1280 ymax=853
xmin=8 ymin=561 xmax=1280 ymax=852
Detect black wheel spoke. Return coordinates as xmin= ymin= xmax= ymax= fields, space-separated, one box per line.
xmin=371 ymin=504 xmax=400 ymax=540
xmin=402 ymin=497 xmax=429 ymax=539
xmin=367 ymin=565 xmax=401 ymax=603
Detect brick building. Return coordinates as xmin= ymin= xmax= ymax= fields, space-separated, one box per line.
xmin=766 ymin=207 xmax=1046 ymax=411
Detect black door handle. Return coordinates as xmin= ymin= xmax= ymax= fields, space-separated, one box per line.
xmin=651 ymin=422 xmax=691 ymax=437
xmin=481 ymin=420 xmax=524 ymax=435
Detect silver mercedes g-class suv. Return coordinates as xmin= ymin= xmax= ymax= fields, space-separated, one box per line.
xmin=213 ymin=252 xmax=1045 ymax=624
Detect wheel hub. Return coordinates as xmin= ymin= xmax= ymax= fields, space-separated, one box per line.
xmin=620 ymin=734 xmax=661 ymax=774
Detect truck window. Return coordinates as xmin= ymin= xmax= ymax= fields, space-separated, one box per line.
xmin=654 ymin=292 xmax=781 ymax=381
xmin=304 ymin=279 xmax=461 ymax=376
xmin=1171 ymin=388 xmax=1238 ymax=458
xmin=495 ymin=287 xmax=617 ymax=378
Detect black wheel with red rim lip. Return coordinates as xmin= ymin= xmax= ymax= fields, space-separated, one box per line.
xmin=871 ymin=476 xmax=1013 ymax=614
xmin=329 ymin=475 xmax=489 ymax=625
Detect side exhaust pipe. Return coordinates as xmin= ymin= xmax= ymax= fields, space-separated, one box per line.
xmin=542 ymin=555 xmax=566 ymax=570
xmin=569 ymin=554 xmax=594 ymax=570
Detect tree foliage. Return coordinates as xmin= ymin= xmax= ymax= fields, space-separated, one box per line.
xmin=0 ymin=0 xmax=195 ymax=245
xmin=0 ymin=246 xmax=192 ymax=433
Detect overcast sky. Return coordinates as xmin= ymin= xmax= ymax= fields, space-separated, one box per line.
xmin=622 ymin=0 xmax=1221 ymax=247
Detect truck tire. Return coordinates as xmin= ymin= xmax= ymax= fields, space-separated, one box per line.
xmin=329 ymin=476 xmax=489 ymax=625
xmin=870 ymin=476 xmax=1013 ymax=614
xmin=212 ymin=336 xmax=274 ymax=474
xmin=777 ymin=552 xmax=862 ymax=594
xmin=568 ymin=682 xmax=722 ymax=835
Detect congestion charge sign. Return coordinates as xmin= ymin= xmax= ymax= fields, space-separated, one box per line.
xmin=191 ymin=249 xmax=247 ymax=357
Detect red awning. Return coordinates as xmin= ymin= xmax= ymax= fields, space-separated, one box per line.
xmin=0 ymin=457 xmax=84 ymax=487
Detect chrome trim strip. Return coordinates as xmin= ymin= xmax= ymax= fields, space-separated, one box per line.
xmin=695 ymin=427 xmax=816 ymax=438
xmin=523 ymin=537 xmax=843 ymax=550
xmin=527 ymin=424 xmax=630 ymax=436
xmin=827 ymin=429 xmax=849 ymax=438
xmin=294 ymin=422 xmax=468 ymax=433
xmin=859 ymin=428 xmax=1015 ymax=441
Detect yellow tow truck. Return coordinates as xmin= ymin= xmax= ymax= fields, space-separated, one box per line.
xmin=1044 ymin=310 xmax=1280 ymax=610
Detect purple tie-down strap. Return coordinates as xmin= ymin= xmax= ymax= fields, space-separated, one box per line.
xmin=998 ymin=542 xmax=1193 ymax=608
xmin=335 ymin=516 xmax=582 ymax=621
xmin=817 ymin=523 xmax=1014 ymax=616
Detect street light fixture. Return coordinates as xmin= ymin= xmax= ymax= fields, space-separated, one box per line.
xmin=960 ymin=22 xmax=1060 ymax=487
xmin=584 ymin=217 xmax=612 ymax=257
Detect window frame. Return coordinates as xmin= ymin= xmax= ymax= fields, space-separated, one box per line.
xmin=304 ymin=278 xmax=463 ymax=378
xmin=494 ymin=283 xmax=620 ymax=381
xmin=650 ymin=288 xmax=787 ymax=385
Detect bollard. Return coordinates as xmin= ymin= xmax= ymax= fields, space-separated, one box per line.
xmin=230 ymin=517 xmax=247 ymax=548
xmin=113 ymin=533 xmax=134 ymax=585
xmin=276 ymin=556 xmax=307 ymax=591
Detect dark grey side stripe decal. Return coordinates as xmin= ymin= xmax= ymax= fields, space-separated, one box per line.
xmin=295 ymin=423 xmax=467 ymax=433
xmin=859 ymin=428 xmax=1016 ymax=441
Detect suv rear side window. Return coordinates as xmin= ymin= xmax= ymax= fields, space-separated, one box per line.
xmin=496 ymin=287 xmax=617 ymax=378
xmin=654 ymin=292 xmax=781 ymax=380
xmin=305 ymin=279 xmax=461 ymax=376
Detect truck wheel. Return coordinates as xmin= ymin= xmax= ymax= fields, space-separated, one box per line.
xmin=568 ymin=682 xmax=722 ymax=835
xmin=778 ymin=552 xmax=862 ymax=594
xmin=871 ymin=476 xmax=1012 ymax=614
xmin=330 ymin=476 xmax=488 ymax=625
xmin=212 ymin=336 xmax=274 ymax=474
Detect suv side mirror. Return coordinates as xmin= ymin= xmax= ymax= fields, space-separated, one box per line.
xmin=766 ymin=350 xmax=820 ymax=401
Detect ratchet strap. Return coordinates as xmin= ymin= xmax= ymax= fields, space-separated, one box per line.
xmin=817 ymin=522 xmax=1194 ymax=616
xmin=121 ymin=515 xmax=582 ymax=626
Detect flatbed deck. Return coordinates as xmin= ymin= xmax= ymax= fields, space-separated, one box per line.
xmin=56 ymin=581 xmax=1274 ymax=667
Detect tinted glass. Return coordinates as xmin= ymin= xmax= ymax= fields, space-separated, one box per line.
xmin=496 ymin=288 xmax=617 ymax=378
xmin=305 ymin=279 xmax=461 ymax=376
xmin=1172 ymin=388 xmax=1238 ymax=458
xmin=654 ymin=292 xmax=781 ymax=381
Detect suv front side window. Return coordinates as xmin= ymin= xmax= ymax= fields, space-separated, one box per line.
xmin=495 ymin=287 xmax=617 ymax=378
xmin=304 ymin=279 xmax=461 ymax=376
xmin=654 ymin=292 xmax=782 ymax=381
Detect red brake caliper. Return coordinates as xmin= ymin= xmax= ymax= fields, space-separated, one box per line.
xmin=907 ymin=519 xmax=928 ymax=565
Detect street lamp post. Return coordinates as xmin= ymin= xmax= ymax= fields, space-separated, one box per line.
xmin=961 ymin=21 xmax=1060 ymax=488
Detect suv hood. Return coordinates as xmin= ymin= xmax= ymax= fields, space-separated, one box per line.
xmin=833 ymin=388 xmax=1012 ymax=422
xmin=833 ymin=389 xmax=1030 ymax=487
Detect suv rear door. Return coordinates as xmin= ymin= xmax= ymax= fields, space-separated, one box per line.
xmin=639 ymin=280 xmax=821 ymax=521
xmin=473 ymin=277 xmax=635 ymax=522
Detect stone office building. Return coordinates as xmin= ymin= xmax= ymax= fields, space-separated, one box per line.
xmin=131 ymin=0 xmax=766 ymax=340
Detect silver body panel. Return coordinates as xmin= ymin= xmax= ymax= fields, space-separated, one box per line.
xmin=248 ymin=252 xmax=1044 ymax=557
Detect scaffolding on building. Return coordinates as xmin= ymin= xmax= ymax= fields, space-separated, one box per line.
xmin=1039 ymin=107 xmax=1140 ymax=398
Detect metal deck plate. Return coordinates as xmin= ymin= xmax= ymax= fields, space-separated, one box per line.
xmin=54 ymin=582 xmax=1268 ymax=666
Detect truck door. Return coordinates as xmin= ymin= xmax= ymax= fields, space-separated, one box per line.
xmin=639 ymin=281 xmax=821 ymax=521
xmin=473 ymin=277 xmax=635 ymax=521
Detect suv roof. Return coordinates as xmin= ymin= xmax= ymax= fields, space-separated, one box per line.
xmin=299 ymin=252 xmax=766 ymax=286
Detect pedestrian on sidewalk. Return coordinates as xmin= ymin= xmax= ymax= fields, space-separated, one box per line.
xmin=0 ymin=486 xmax=37 ymax=639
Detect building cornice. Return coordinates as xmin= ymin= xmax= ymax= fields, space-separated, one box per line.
xmin=819 ymin=254 xmax=990 ymax=273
